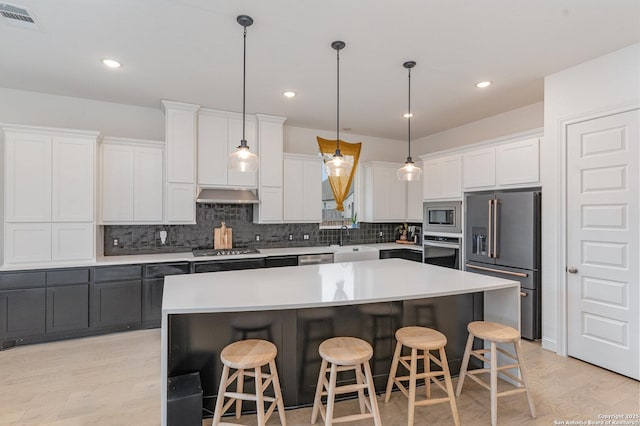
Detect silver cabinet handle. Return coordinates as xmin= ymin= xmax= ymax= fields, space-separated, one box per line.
xmin=567 ymin=266 xmax=578 ymax=274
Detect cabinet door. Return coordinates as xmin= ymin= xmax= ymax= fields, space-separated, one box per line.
xmin=198 ymin=113 xmax=229 ymax=186
xmin=0 ymin=288 xmax=46 ymax=339
xmin=407 ymin=179 xmax=423 ymax=222
xmin=52 ymin=137 xmax=94 ymax=222
xmin=90 ymin=280 xmax=142 ymax=329
xmin=165 ymin=183 xmax=195 ymax=224
xmin=5 ymin=132 xmax=52 ymax=222
xmin=166 ymin=107 xmax=196 ymax=184
xmin=441 ymin=155 xmax=462 ymax=198
xmin=142 ymin=278 xmax=164 ymax=325
xmin=46 ymin=284 xmax=89 ymax=333
xmin=256 ymin=186 xmax=283 ymax=223
xmin=388 ymin=168 xmax=407 ymax=221
xmin=422 ymin=159 xmax=443 ymax=200
xmin=101 ymin=144 xmax=134 ymax=222
xmin=303 ymin=159 xmax=322 ymax=222
xmin=496 ymin=138 xmax=539 ymax=186
xmin=371 ymin=166 xmax=392 ymax=220
xmin=258 ymin=120 xmax=283 ymax=187
xmin=283 ymin=158 xmax=304 ymax=221
xmin=462 ymin=147 xmax=496 ymax=189
xmin=4 ymin=223 xmax=52 ymax=263
xmin=134 ymin=147 xmax=163 ymax=222
xmin=51 ymin=222 xmax=94 ymax=261
xmin=228 ymin=117 xmax=257 ymax=187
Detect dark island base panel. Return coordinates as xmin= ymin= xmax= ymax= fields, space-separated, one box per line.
xmin=167 ymin=293 xmax=484 ymax=418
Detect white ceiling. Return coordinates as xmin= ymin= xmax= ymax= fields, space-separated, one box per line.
xmin=1 ymin=0 xmax=639 ymax=140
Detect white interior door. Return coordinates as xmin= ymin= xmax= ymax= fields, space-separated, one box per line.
xmin=566 ymin=109 xmax=639 ymax=380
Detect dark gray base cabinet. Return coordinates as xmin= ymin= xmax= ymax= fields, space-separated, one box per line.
xmin=379 ymin=249 xmax=422 ymax=263
xmin=46 ymin=284 xmax=89 ymax=333
xmin=90 ymin=280 xmax=142 ymax=330
xmin=0 ymin=288 xmax=46 ymax=342
xmin=142 ymin=278 xmax=164 ymax=327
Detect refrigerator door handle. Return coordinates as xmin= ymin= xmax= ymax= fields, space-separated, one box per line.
xmin=466 ymin=263 xmax=529 ymax=277
xmin=487 ymin=199 xmax=493 ymax=258
xmin=493 ymin=198 xmax=498 ymax=258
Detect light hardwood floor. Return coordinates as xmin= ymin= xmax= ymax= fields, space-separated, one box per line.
xmin=0 ymin=329 xmax=638 ymax=425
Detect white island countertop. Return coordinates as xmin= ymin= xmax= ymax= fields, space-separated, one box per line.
xmin=162 ymin=258 xmax=518 ymax=314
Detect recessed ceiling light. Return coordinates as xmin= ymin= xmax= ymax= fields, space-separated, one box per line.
xmin=476 ymin=81 xmax=492 ymax=88
xmin=102 ymin=59 xmax=121 ymax=69
xmin=283 ymin=91 xmax=296 ymax=98
xmin=403 ymin=113 xmax=414 ymax=118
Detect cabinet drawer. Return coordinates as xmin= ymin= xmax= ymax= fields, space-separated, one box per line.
xmin=94 ymin=265 xmax=142 ymax=282
xmin=0 ymin=271 xmax=46 ymax=291
xmin=144 ymin=263 xmax=190 ymax=279
xmin=192 ymin=258 xmax=265 ymax=273
xmin=46 ymin=269 xmax=90 ymax=286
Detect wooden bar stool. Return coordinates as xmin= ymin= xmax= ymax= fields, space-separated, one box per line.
xmin=384 ymin=326 xmax=460 ymax=426
xmin=456 ymin=321 xmax=536 ymax=426
xmin=212 ymin=339 xmax=286 ymax=426
xmin=311 ymin=337 xmax=381 ymax=426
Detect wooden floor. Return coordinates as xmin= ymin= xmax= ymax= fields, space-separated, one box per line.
xmin=0 ymin=329 xmax=638 ymax=425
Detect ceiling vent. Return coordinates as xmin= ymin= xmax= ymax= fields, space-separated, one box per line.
xmin=0 ymin=3 xmax=37 ymax=28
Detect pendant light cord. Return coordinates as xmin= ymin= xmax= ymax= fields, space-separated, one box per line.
xmin=407 ymin=67 xmax=412 ymax=160
xmin=242 ymin=26 xmax=247 ymax=144
xmin=336 ymin=47 xmax=340 ymax=152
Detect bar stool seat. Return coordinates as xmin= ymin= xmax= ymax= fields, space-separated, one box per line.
xmin=212 ymin=339 xmax=286 ymax=426
xmin=311 ymin=337 xmax=381 ymax=426
xmin=456 ymin=321 xmax=536 ymax=426
xmin=385 ymin=326 xmax=459 ymax=426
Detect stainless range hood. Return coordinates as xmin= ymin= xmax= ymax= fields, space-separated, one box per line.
xmin=196 ymin=188 xmax=259 ymax=204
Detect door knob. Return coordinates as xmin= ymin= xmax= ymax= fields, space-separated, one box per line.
xmin=566 ymin=266 xmax=578 ymax=274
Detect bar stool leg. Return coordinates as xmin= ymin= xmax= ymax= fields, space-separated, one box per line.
xmin=490 ymin=341 xmax=498 ymax=426
xmin=384 ymin=341 xmax=402 ymax=403
xmin=255 ymin=366 xmax=266 ymax=426
xmin=325 ymin=363 xmax=338 ymax=426
xmin=408 ymin=347 xmax=418 ymax=426
xmin=355 ymin=363 xmax=366 ymax=414
xmin=212 ymin=365 xmax=230 ymax=426
xmin=235 ymin=368 xmax=244 ymax=419
xmin=269 ymin=360 xmax=287 ymax=426
xmin=363 ymin=360 xmax=382 ymax=426
xmin=311 ymin=358 xmax=328 ymax=424
xmin=424 ymin=349 xmax=431 ymax=399
xmin=514 ymin=340 xmax=536 ymax=419
xmin=455 ymin=332 xmax=474 ymax=396
xmin=439 ymin=347 xmax=460 ymax=426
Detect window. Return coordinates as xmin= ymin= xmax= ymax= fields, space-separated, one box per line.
xmin=320 ymin=162 xmax=357 ymax=228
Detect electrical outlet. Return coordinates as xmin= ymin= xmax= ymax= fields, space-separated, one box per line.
xmin=288 ymin=234 xmax=293 ymax=241
xmin=303 ymin=234 xmax=309 ymax=240
xmin=255 ymin=234 xmax=260 ymax=242
xmin=113 ymin=238 xmax=119 ymax=246
xmin=379 ymin=231 xmax=383 ymax=237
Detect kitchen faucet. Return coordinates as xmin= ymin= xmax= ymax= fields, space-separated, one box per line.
xmin=339 ymin=225 xmax=349 ymax=246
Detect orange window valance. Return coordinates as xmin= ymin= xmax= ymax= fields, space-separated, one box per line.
xmin=317 ymin=137 xmax=362 ymax=212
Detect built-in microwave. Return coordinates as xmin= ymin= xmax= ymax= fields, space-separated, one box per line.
xmin=423 ymin=201 xmax=462 ymax=234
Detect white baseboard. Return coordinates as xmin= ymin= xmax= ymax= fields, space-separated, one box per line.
xmin=541 ymin=337 xmax=558 ymax=353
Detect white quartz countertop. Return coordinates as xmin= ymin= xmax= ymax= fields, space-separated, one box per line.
xmin=162 ymin=258 xmax=518 ymax=314
xmin=0 ymin=243 xmax=421 ymax=271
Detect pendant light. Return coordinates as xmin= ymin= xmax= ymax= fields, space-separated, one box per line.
xmin=397 ymin=61 xmax=422 ymax=181
xmin=324 ymin=41 xmax=353 ymax=178
xmin=229 ymin=15 xmax=258 ymax=173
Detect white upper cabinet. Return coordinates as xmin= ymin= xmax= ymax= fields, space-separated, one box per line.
xmin=406 ymin=178 xmax=423 ymax=222
xmin=52 ymin=137 xmax=95 ymax=222
xmin=362 ymin=162 xmax=407 ymax=222
xmin=253 ymin=114 xmax=286 ymax=224
xmin=101 ymin=138 xmax=164 ymax=224
xmin=197 ymin=109 xmax=257 ymax=188
xmin=4 ymin=132 xmax=52 ymax=222
xmin=283 ymin=154 xmax=322 ymax=223
xmin=163 ymin=101 xmax=197 ymax=184
xmin=422 ymin=154 xmax=462 ymax=200
xmin=495 ymin=138 xmax=539 ymax=186
xmin=166 ymin=183 xmax=195 ymax=223
xmin=462 ymin=147 xmax=496 ymax=189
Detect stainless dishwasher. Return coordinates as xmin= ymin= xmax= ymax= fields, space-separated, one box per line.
xmin=298 ymin=253 xmax=334 ymax=265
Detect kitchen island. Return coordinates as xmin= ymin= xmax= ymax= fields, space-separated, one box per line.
xmin=161 ymin=258 xmax=520 ymax=425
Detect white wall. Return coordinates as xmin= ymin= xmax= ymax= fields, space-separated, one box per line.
xmin=283 ymin=125 xmax=406 ymax=163
xmin=413 ymin=102 xmax=543 ymax=155
xmin=542 ymin=42 xmax=640 ymax=353
xmin=0 ymin=87 xmax=165 ymax=140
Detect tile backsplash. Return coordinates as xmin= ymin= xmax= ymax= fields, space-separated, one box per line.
xmin=104 ymin=204 xmax=419 ymax=255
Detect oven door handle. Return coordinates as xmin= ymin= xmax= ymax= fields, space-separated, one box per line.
xmin=423 ymin=242 xmax=461 ymax=249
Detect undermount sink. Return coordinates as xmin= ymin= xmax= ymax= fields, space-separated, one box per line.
xmin=332 ymin=245 xmax=379 ymax=263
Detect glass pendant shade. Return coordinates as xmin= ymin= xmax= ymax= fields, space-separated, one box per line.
xmin=325 ymin=151 xmax=353 ymax=177
xmin=229 ymin=144 xmax=258 ymax=172
xmin=397 ymin=158 xmax=422 ymax=181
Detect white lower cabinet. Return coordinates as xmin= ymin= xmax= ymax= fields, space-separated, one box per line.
xmin=283 ymin=154 xmax=322 ymax=222
xmin=51 ymin=222 xmax=94 ymax=261
xmin=166 ymin=183 xmax=195 ymax=223
xmin=4 ymin=223 xmax=52 ymax=263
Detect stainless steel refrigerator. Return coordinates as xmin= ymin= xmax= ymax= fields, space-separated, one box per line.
xmin=465 ymin=190 xmax=541 ymax=340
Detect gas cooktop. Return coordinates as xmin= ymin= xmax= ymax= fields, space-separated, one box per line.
xmin=192 ymin=248 xmax=261 ymax=257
